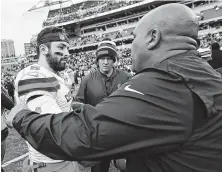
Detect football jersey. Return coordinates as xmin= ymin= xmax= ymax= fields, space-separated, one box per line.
xmin=14 ymin=64 xmax=73 ymax=163
xmin=61 ymin=68 xmax=74 ymax=90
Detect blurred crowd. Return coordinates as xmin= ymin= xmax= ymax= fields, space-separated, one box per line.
xmin=1 ymin=30 xmax=221 ymax=98
xmin=66 ymin=47 xmax=132 ymax=73
xmin=1 ymin=66 xmax=17 ymax=96
xmin=199 ymin=20 xmax=222 ymax=31
xmin=70 ymin=27 xmax=134 ymax=47
xmin=1 ymin=59 xmax=28 ymax=89
xmin=42 ymin=0 xmax=221 ymax=27
xmin=72 ymin=28 xmax=222 ymax=51
xmin=199 ymin=32 xmax=222 ymax=48
xmin=43 ymin=0 xmax=140 ymax=26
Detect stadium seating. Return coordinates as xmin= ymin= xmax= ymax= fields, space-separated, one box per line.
xmin=43 ymin=0 xmax=141 ymax=26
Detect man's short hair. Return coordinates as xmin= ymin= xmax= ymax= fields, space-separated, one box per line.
xmin=36 ymin=27 xmax=69 ymax=57
xmin=211 ymin=42 xmax=220 ymax=51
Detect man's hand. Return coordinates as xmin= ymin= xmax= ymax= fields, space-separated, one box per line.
xmin=5 ymin=104 xmax=29 ymax=128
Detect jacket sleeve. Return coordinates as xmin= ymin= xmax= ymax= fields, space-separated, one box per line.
xmin=12 ymin=72 xmax=194 ymax=161
xmin=74 ymin=76 xmax=87 ymax=103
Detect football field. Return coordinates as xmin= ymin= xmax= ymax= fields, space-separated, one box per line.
xmin=2 ymin=129 xmax=28 ymax=172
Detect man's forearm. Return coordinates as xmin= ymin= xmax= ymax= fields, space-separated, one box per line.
xmin=13 ymin=109 xmax=76 ymax=160
xmin=12 ymin=106 xmax=129 ymax=161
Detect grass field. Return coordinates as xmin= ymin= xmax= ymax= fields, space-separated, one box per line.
xmin=2 ymin=129 xmax=28 ymax=172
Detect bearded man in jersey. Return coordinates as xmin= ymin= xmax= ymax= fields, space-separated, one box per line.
xmin=13 ymin=27 xmax=80 ymax=172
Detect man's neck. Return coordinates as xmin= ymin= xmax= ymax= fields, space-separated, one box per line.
xmin=38 ymin=55 xmax=56 ymax=74
xmin=142 ymin=36 xmax=197 ymax=69
xmin=99 ymin=67 xmax=114 ymax=78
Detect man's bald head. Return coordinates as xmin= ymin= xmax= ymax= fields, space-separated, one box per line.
xmin=137 ymin=3 xmax=199 ymax=39
xmin=131 ymin=3 xmax=199 ymax=73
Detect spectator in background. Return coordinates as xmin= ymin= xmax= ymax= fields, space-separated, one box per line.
xmin=208 ymin=42 xmax=222 ymax=70
xmin=5 ymin=80 xmax=15 ymax=101
xmin=75 ymin=39 xmax=131 ymax=172
xmin=1 ymin=86 xmax=14 ymax=172
xmin=196 ymin=38 xmax=200 ymax=49
xmin=74 ymin=70 xmax=79 ymax=85
xmin=81 ymin=70 xmax=85 ymax=78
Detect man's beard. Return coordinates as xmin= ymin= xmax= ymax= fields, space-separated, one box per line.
xmin=46 ymin=52 xmax=65 ymax=72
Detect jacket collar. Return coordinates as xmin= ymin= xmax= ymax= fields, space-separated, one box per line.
xmin=97 ymin=67 xmax=117 ymax=80
xmin=136 ymin=50 xmax=200 ymax=75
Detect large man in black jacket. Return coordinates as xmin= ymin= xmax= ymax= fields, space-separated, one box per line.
xmin=6 ymin=4 xmax=222 ymax=172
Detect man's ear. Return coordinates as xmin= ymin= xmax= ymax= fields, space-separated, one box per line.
xmin=146 ymin=28 xmax=161 ymax=50
xmin=39 ymin=44 xmax=49 ymax=55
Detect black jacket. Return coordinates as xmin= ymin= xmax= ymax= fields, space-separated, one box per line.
xmin=13 ymin=50 xmax=222 ymax=172
xmin=75 ymin=68 xmax=131 ymax=106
